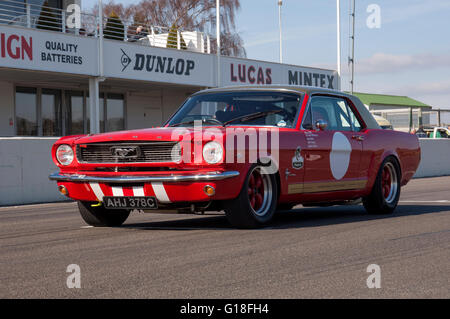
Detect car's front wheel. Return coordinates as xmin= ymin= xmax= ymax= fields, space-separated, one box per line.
xmin=77 ymin=201 xmax=130 ymax=227
xmin=363 ymin=157 xmax=401 ymax=214
xmin=224 ymin=164 xmax=278 ymax=228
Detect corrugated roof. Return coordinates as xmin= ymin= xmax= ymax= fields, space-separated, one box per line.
xmin=349 ymin=92 xmax=430 ymax=108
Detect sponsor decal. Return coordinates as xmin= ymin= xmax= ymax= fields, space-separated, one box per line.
xmin=305 ymin=131 xmax=318 ymax=148
xmin=288 ymin=70 xmax=334 ymax=89
xmin=120 ymin=49 xmax=195 ymax=76
xmin=120 ymin=48 xmax=132 ymax=71
xmin=0 ymin=33 xmax=32 ymax=60
xmin=230 ymin=63 xmax=272 ymax=84
xmin=41 ymin=40 xmax=83 ymax=65
xmin=292 ymin=146 xmax=304 ymax=169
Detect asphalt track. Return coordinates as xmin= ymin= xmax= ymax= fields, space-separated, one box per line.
xmin=0 ymin=176 xmax=449 ymax=298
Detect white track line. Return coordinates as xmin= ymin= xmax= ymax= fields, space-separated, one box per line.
xmin=400 ymin=200 xmax=450 ymax=203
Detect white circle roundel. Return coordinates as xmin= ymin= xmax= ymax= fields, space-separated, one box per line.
xmin=330 ymin=132 xmax=352 ymax=180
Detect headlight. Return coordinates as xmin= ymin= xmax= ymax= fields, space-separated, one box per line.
xmin=202 ymin=141 xmax=223 ymax=164
xmin=56 ymin=144 xmax=74 ymax=166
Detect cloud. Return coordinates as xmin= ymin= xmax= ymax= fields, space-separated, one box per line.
xmin=392 ymin=80 xmax=450 ymax=96
xmin=356 ymin=52 xmax=450 ymax=74
xmin=244 ymin=23 xmax=335 ymax=48
xmin=314 ymin=52 xmax=450 ymax=75
xmin=381 ymin=0 xmax=450 ymax=25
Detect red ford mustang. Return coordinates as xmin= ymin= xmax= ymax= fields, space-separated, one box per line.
xmin=49 ymin=86 xmax=421 ymax=228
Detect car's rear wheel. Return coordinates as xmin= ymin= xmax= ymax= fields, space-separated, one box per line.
xmin=77 ymin=201 xmax=130 ymax=227
xmin=363 ymin=157 xmax=401 ymax=214
xmin=224 ymin=164 xmax=278 ymax=228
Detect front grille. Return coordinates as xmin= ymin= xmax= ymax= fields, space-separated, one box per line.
xmin=76 ymin=142 xmax=181 ymax=164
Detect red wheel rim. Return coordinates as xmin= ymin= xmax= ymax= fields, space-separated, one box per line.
xmin=248 ymin=169 xmax=265 ymax=211
xmin=380 ymin=162 xmax=398 ymax=204
xmin=382 ymin=166 xmax=391 ymax=199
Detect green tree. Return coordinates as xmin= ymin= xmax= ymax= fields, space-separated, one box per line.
xmin=36 ymin=1 xmax=60 ymax=32
xmin=166 ymin=24 xmax=187 ymax=50
xmin=103 ymin=11 xmax=125 ymax=40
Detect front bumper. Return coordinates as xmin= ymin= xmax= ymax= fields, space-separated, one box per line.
xmin=49 ymin=171 xmax=241 ymax=204
xmin=49 ymin=171 xmax=240 ymax=183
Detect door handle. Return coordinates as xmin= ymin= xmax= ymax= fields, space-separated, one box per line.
xmin=352 ymin=135 xmax=364 ymax=141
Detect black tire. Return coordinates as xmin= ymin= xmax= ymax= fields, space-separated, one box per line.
xmin=363 ymin=157 xmax=401 ymax=215
xmin=224 ymin=164 xmax=278 ymax=228
xmin=77 ymin=201 xmax=130 ymax=227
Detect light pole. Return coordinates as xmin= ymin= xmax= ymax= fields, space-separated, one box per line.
xmin=216 ymin=0 xmax=221 ymax=87
xmin=336 ymin=0 xmax=341 ymax=90
xmin=278 ymin=0 xmax=283 ymax=63
xmin=350 ymin=0 xmax=355 ymax=94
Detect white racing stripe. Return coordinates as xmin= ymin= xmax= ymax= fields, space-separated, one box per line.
xmin=151 ymin=182 xmax=171 ymax=203
xmin=89 ymin=183 xmax=104 ymax=201
xmin=111 ymin=186 xmax=124 ymax=196
xmin=400 ymin=200 xmax=450 ymax=203
xmin=133 ymin=186 xmax=145 ymax=196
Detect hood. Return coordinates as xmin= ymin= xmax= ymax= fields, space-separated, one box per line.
xmin=73 ymin=126 xmax=228 ymax=144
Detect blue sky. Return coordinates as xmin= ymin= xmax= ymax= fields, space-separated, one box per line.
xmin=83 ymin=0 xmax=450 ymax=109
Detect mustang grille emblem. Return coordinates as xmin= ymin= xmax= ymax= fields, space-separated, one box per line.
xmin=110 ymin=146 xmax=140 ymax=159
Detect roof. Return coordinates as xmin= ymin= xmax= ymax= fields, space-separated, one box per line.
xmin=192 ymin=85 xmax=381 ymax=130
xmin=195 ymin=85 xmax=334 ymax=96
xmin=349 ymin=92 xmax=430 ymax=108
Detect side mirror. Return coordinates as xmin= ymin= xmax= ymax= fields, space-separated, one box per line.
xmin=315 ymin=119 xmax=328 ymax=131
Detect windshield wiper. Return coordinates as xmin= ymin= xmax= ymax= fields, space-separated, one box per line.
xmin=222 ymin=110 xmax=283 ymax=126
xmin=168 ymin=118 xmax=224 ymax=127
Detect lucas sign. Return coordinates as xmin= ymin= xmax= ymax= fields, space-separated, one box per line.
xmin=221 ymin=57 xmax=338 ymax=89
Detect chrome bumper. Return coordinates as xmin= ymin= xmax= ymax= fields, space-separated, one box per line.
xmin=49 ymin=171 xmax=240 ymax=183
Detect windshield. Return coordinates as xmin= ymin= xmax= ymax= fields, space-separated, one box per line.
xmin=166 ymin=91 xmax=302 ymax=128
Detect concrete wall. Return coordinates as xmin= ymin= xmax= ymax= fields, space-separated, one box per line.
xmin=414 ymin=139 xmax=450 ymax=178
xmin=1 ymin=137 xmax=448 ymax=206
xmin=162 ymin=89 xmax=189 ymax=122
xmin=127 ymin=92 xmax=163 ymax=129
xmin=127 ymin=89 xmax=191 ymax=130
xmin=0 ymin=81 xmax=15 ymax=136
xmin=0 ymin=137 xmax=64 ymax=206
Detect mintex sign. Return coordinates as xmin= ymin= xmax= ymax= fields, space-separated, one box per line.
xmin=221 ymin=57 xmax=338 ymax=89
xmin=0 ymin=25 xmax=98 ymax=75
xmin=104 ymin=40 xmax=214 ymax=86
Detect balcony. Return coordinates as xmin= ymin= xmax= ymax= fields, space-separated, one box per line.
xmin=0 ymin=0 xmax=211 ymax=53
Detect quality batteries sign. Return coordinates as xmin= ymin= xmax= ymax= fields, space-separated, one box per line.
xmin=0 ymin=25 xmax=98 ymax=75
xmin=104 ymin=40 xmax=214 ymax=86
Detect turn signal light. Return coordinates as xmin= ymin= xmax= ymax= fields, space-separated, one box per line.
xmin=58 ymin=185 xmax=69 ymax=196
xmin=203 ymin=185 xmax=215 ymax=196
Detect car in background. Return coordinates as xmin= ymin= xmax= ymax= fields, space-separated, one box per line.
xmin=49 ymin=86 xmax=421 ymax=228
xmin=423 ymin=126 xmax=450 ymax=138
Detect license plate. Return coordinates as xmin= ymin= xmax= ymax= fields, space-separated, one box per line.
xmin=103 ymin=196 xmax=158 ymax=209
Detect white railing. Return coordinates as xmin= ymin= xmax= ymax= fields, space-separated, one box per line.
xmin=0 ymin=0 xmax=211 ymax=53
xmin=370 ymin=108 xmax=450 ymax=132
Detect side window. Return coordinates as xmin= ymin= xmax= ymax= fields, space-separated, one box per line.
xmin=302 ymin=105 xmax=313 ymax=130
xmin=335 ymin=98 xmax=362 ymax=132
xmin=348 ymin=106 xmax=362 ymax=132
xmin=310 ymin=96 xmax=339 ymax=130
xmin=310 ymin=96 xmax=363 ymax=132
